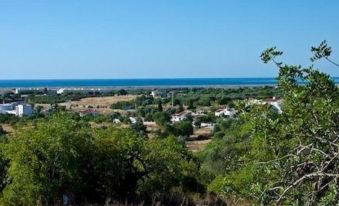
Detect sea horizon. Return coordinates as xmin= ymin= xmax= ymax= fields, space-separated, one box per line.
xmin=0 ymin=77 xmax=338 ymax=89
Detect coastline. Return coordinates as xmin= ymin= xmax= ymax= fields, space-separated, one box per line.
xmin=0 ymin=77 xmax=338 ymax=89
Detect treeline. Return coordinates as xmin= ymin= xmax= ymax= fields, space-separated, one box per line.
xmin=0 ymin=113 xmax=212 ymax=205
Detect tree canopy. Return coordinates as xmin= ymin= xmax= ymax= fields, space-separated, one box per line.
xmin=202 ymin=41 xmax=339 ymax=205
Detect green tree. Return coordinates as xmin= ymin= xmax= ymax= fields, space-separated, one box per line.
xmin=138 ymin=136 xmax=200 ymax=195
xmin=1 ymin=113 xmax=93 ymax=205
xmin=131 ymin=117 xmax=147 ymax=135
xmin=174 ymin=120 xmax=193 ymax=137
xmin=87 ymin=126 xmax=146 ymax=202
xmin=0 ymin=112 xmax=202 ymax=205
xmin=0 ymin=137 xmax=8 ymax=194
xmin=157 ymin=100 xmax=163 ymax=112
xmin=205 ymin=42 xmax=339 ymax=205
xmin=117 ymin=89 xmax=128 ymax=96
xmin=153 ymin=111 xmax=171 ymax=127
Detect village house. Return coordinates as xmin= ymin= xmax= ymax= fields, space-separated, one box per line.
xmin=150 ymin=90 xmax=159 ymax=97
xmin=265 ymin=97 xmax=283 ymax=114
xmin=129 ymin=117 xmax=137 ymax=124
xmin=191 ymin=109 xmax=205 ymax=117
xmin=150 ymin=90 xmax=166 ymax=98
xmin=171 ymin=111 xmax=191 ymax=123
xmin=113 ymin=118 xmax=121 ymax=124
xmin=57 ymin=88 xmax=66 ymax=95
xmin=247 ymin=97 xmax=283 ymax=114
xmin=200 ymin=122 xmax=214 ymax=128
xmin=214 ymin=107 xmax=236 ymax=118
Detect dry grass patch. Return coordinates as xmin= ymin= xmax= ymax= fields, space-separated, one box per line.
xmin=61 ymin=95 xmax=138 ymax=115
xmin=71 ymin=95 xmax=137 ymax=107
xmin=186 ymin=139 xmax=211 ymax=152
xmin=194 ymin=127 xmax=213 ymax=136
xmin=1 ymin=124 xmax=14 ymax=133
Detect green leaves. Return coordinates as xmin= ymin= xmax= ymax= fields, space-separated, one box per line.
xmin=204 ymin=42 xmax=339 ymax=205
xmin=260 ymin=47 xmax=283 ymax=66
xmin=0 ymin=113 xmax=199 ymax=205
xmin=311 ymin=40 xmax=332 ymax=62
xmin=311 ymin=40 xmax=339 ymax=67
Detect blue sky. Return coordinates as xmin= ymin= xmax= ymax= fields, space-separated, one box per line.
xmin=0 ymin=0 xmax=339 ymax=79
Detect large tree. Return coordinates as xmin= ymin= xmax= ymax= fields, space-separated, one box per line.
xmin=206 ymin=41 xmax=339 ymax=205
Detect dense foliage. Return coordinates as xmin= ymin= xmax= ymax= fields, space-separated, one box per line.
xmin=0 ymin=42 xmax=337 ymax=205
xmin=0 ymin=113 xmax=200 ymax=205
xmin=201 ymin=42 xmax=339 ymax=205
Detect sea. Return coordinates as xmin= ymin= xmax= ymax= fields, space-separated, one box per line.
xmin=0 ymin=78 xmax=338 ymax=89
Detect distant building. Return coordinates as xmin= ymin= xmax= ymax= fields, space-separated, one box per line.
xmin=150 ymin=90 xmax=166 ymax=98
xmin=265 ymin=97 xmax=283 ymax=114
xmin=0 ymin=103 xmax=15 ymax=114
xmin=143 ymin=121 xmax=156 ymax=126
xmin=0 ymin=103 xmax=33 ymax=117
xmin=150 ymin=91 xmax=158 ymax=97
xmin=171 ymin=111 xmax=191 ymax=123
xmin=191 ymin=110 xmax=205 ymax=117
xmin=57 ymin=88 xmax=66 ymax=95
xmin=246 ymin=99 xmax=265 ymax=105
xmin=215 ymin=107 xmax=236 ymax=118
xmin=113 ymin=118 xmax=121 ymax=124
xmin=129 ymin=117 xmax=137 ymax=124
xmin=16 ymin=104 xmax=33 ymax=117
xmin=200 ymin=122 xmax=214 ymax=128
xmin=246 ymin=97 xmax=283 ymax=114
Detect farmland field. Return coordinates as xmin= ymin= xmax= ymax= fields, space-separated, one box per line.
xmin=59 ymin=95 xmax=138 ymax=114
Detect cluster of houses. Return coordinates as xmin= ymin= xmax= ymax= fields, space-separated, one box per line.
xmin=0 ymin=102 xmax=33 ymax=117
xmin=169 ymin=107 xmax=237 ymax=129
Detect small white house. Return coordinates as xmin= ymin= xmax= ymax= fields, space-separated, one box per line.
xmin=171 ymin=111 xmax=190 ymax=123
xmin=150 ymin=91 xmax=158 ymax=97
xmin=200 ymin=122 xmax=214 ymax=128
xmin=247 ymin=97 xmax=283 ymax=114
xmin=191 ymin=110 xmax=205 ymax=117
xmin=265 ymin=97 xmax=283 ymax=114
xmin=14 ymin=88 xmax=20 ymax=94
xmin=113 ymin=118 xmax=121 ymax=124
xmin=215 ymin=108 xmax=236 ymax=118
xmin=57 ymin=88 xmax=66 ymax=95
xmin=129 ymin=117 xmax=137 ymax=124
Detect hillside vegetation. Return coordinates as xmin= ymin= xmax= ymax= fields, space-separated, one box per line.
xmin=0 ymin=42 xmax=338 ymax=205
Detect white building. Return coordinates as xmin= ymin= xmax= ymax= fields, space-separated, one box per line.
xmin=247 ymin=97 xmax=283 ymax=114
xmin=129 ymin=117 xmax=137 ymax=124
xmin=200 ymin=122 xmax=214 ymax=128
xmin=16 ymin=104 xmax=33 ymax=117
xmin=171 ymin=111 xmax=190 ymax=123
xmin=265 ymin=97 xmax=283 ymax=114
xmin=14 ymin=88 xmax=20 ymax=94
xmin=150 ymin=91 xmax=158 ymax=97
xmin=113 ymin=118 xmax=121 ymax=124
xmin=57 ymin=88 xmax=66 ymax=95
xmin=215 ymin=108 xmax=236 ymax=118
xmin=0 ymin=103 xmax=15 ymax=114
xmin=191 ymin=110 xmax=205 ymax=117
xmin=0 ymin=103 xmax=33 ymax=117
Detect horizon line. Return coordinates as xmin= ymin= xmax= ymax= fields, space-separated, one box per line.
xmin=1 ymin=76 xmax=339 ymax=81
